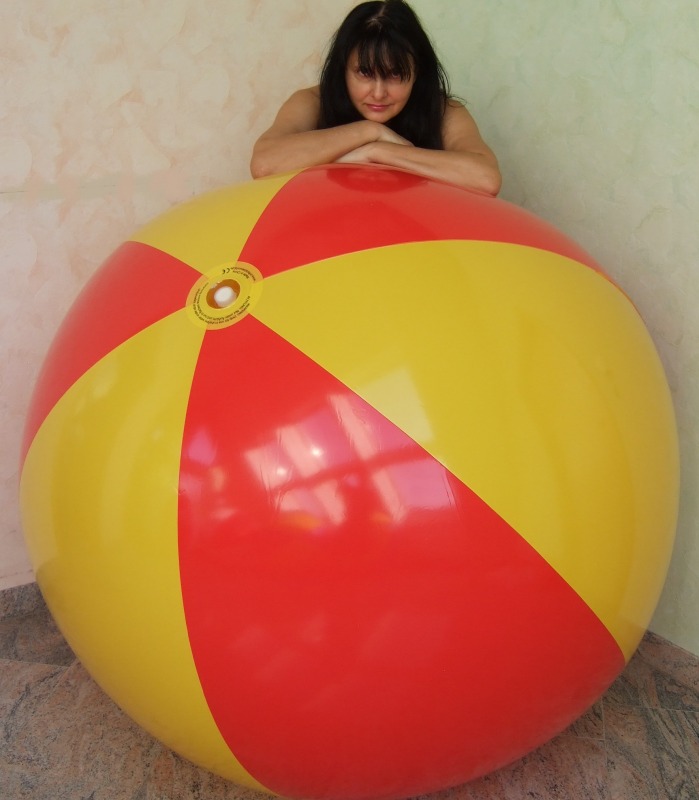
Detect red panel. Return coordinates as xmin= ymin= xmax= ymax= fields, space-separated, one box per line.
xmin=178 ymin=318 xmax=624 ymax=800
xmin=21 ymin=242 xmax=200 ymax=464
xmin=239 ymin=165 xmax=604 ymax=279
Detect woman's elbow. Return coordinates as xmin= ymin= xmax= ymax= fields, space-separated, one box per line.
xmin=250 ymin=139 xmax=282 ymax=179
xmin=473 ymin=154 xmax=502 ymax=196
xmin=250 ymin=164 xmax=269 ymax=180
xmin=481 ymin=167 xmax=502 ymax=197
xmin=250 ymin=151 xmax=271 ymax=179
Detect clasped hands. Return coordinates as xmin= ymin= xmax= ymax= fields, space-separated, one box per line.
xmin=335 ymin=124 xmax=413 ymax=164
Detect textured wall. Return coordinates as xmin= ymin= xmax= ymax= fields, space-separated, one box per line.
xmin=412 ymin=0 xmax=698 ymax=654
xmin=2 ymin=0 xmax=698 ymax=656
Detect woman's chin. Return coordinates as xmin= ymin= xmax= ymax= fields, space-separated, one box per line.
xmin=361 ymin=108 xmax=395 ymax=123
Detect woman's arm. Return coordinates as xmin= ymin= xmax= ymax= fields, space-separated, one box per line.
xmin=336 ymin=101 xmax=502 ymax=195
xmin=250 ymin=87 xmax=412 ymax=178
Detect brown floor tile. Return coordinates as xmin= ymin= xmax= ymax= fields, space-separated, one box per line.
xmin=569 ymin=700 xmax=605 ymax=741
xmin=0 ymin=583 xmax=43 ymax=620
xmin=0 ymin=659 xmax=67 ymax=767
xmin=0 ymin=606 xmax=75 ymax=667
xmin=609 ymin=632 xmax=699 ymax=712
xmin=2 ymin=660 xmax=161 ymax=798
xmin=605 ymin=704 xmax=699 ymax=799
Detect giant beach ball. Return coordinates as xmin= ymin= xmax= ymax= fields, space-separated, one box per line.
xmin=20 ymin=165 xmax=678 ymax=799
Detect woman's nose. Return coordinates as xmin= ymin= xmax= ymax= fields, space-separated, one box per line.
xmin=370 ymin=78 xmax=389 ymax=98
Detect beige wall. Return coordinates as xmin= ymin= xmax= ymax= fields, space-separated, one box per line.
xmin=2 ymin=1 xmax=698 ymax=655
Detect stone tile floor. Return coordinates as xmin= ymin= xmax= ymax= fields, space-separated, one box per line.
xmin=1 ymin=584 xmax=697 ymax=800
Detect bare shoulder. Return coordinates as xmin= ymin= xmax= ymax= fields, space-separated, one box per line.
xmin=443 ymin=99 xmax=478 ymax=132
xmin=268 ymin=86 xmax=321 ymax=134
xmin=286 ymin=86 xmax=321 ymax=110
xmin=442 ymin=99 xmax=492 ymax=154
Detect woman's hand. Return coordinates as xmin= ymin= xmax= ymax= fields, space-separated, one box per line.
xmin=335 ymin=144 xmax=376 ymax=164
xmin=372 ymin=126 xmax=414 ymax=147
xmin=336 ymin=133 xmax=413 ymax=165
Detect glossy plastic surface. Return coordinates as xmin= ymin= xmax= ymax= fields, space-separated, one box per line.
xmin=20 ymin=166 xmax=679 ymax=800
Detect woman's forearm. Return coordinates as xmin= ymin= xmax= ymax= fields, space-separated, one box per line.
xmin=250 ymin=120 xmax=382 ymax=178
xmin=338 ymin=141 xmax=502 ymax=196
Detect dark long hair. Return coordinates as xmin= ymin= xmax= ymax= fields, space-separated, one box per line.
xmin=318 ymin=0 xmax=451 ymax=149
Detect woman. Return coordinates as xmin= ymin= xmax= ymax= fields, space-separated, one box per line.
xmin=250 ymin=0 xmax=501 ymax=195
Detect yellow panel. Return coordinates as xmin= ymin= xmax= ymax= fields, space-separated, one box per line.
xmin=131 ymin=172 xmax=297 ymax=274
xmin=19 ymin=311 xmax=267 ymax=791
xmin=252 ymin=240 xmax=679 ymax=661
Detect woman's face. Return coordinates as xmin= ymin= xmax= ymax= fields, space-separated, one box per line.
xmin=345 ymin=49 xmax=416 ymax=124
